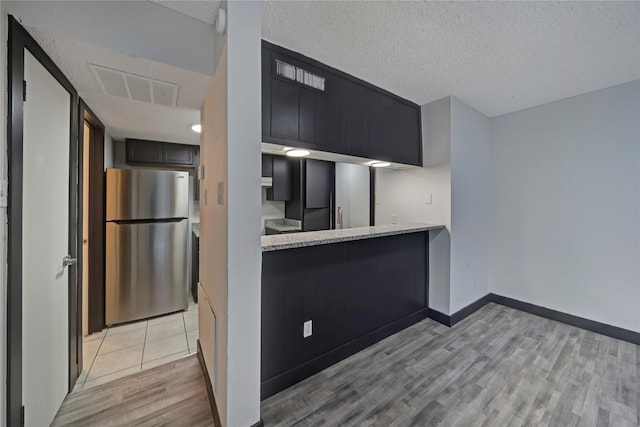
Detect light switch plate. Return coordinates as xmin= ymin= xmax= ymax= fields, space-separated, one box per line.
xmin=217 ymin=182 xmax=225 ymax=205
xmin=303 ymin=320 xmax=312 ymax=338
xmin=425 ymin=193 xmax=432 ymax=204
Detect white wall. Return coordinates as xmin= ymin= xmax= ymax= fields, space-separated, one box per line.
xmin=490 ymin=80 xmax=640 ymax=332
xmin=225 ymin=3 xmax=262 ymax=424
xmin=335 ymin=163 xmax=369 ymax=228
xmin=449 ymin=97 xmax=491 ymax=313
xmin=261 ymin=189 xmax=285 ymax=234
xmin=104 ymin=133 xmax=114 ymax=169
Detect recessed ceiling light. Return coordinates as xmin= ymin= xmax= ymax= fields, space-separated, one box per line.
xmin=285 ymin=149 xmax=310 ymax=157
xmin=191 ymin=124 xmax=202 ymax=134
xmin=370 ymin=161 xmax=391 ymax=168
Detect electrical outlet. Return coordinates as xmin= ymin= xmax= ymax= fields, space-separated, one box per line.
xmin=392 ymin=214 xmax=398 ymax=224
xmin=425 ymin=193 xmax=432 ymax=204
xmin=303 ymin=320 xmax=312 ymax=338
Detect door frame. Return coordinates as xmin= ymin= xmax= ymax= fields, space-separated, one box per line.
xmin=79 ymin=100 xmax=106 ymax=335
xmin=7 ymin=16 xmax=80 ymax=427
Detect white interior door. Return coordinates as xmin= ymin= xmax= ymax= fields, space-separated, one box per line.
xmin=22 ymin=49 xmax=72 ymax=427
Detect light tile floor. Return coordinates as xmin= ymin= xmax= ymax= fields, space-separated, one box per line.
xmin=73 ymin=300 xmax=198 ymax=392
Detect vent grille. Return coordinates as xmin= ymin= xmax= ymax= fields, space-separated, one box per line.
xmin=275 ymin=59 xmax=325 ymax=91
xmin=89 ymin=64 xmax=179 ymax=107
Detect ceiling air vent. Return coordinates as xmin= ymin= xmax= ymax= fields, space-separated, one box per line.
xmin=275 ymin=59 xmax=325 ymax=91
xmin=89 ymin=64 xmax=179 ymax=107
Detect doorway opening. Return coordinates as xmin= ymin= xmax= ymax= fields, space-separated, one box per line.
xmin=80 ymin=101 xmax=106 ymax=340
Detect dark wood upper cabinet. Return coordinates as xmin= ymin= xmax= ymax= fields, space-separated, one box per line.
xmin=126 ymin=139 xmax=199 ymax=168
xmin=163 ymin=144 xmax=194 ymax=165
xmin=126 ymin=139 xmax=163 ymax=163
xmin=262 ymin=41 xmax=422 ymax=167
xmin=265 ymin=155 xmax=292 ymax=201
xmin=262 ymin=153 xmax=274 ymax=177
xmin=270 ymin=78 xmax=299 ymax=141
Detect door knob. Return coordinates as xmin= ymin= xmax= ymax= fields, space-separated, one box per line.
xmin=63 ymin=255 xmax=77 ymax=267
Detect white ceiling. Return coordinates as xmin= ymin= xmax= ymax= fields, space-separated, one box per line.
xmin=262 ymin=1 xmax=640 ymax=117
xmin=27 ymin=26 xmax=211 ymax=144
xmin=10 ymin=1 xmax=639 ymax=150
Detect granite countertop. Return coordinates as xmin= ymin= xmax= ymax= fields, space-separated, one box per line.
xmin=264 ymin=218 xmax=302 ymax=233
xmin=261 ymin=223 xmax=445 ymax=252
xmin=192 ymin=222 xmax=200 ymax=238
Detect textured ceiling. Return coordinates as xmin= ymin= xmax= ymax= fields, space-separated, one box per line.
xmin=27 ymin=26 xmax=211 ymax=144
xmin=262 ymin=1 xmax=640 ymax=117
xmin=150 ymin=0 xmax=221 ymax=25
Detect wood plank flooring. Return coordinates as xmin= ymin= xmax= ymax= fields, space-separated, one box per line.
xmin=261 ymin=303 xmax=640 ymax=427
xmin=52 ymin=355 xmax=213 ymax=426
xmin=52 ymin=303 xmax=639 ymax=426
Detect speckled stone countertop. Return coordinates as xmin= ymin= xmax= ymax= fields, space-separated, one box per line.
xmin=261 ymin=223 xmax=445 ymax=252
xmin=192 ymin=223 xmax=200 ymax=238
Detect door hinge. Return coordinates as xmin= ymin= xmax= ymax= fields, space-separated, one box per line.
xmin=23 ymin=80 xmax=27 ymax=101
xmin=21 ymin=405 xmax=25 ymax=426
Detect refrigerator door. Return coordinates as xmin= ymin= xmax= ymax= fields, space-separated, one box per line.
xmin=106 ymin=220 xmax=188 ymax=325
xmin=106 ymin=168 xmax=189 ymax=221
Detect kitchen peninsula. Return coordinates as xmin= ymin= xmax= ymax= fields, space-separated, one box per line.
xmin=260 ymin=223 xmax=445 ymax=398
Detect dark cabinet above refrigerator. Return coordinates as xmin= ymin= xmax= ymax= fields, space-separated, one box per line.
xmin=262 ymin=40 xmax=423 ymax=167
xmin=126 ymin=138 xmax=199 ymax=168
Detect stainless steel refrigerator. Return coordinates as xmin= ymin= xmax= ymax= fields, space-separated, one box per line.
xmin=105 ymin=168 xmax=189 ymax=325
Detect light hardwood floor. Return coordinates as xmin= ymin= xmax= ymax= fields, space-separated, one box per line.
xmin=261 ymin=303 xmax=639 ymax=427
xmin=52 ymin=355 xmax=213 ymax=426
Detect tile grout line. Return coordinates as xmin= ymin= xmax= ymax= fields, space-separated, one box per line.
xmin=141 ymin=321 xmax=149 ymax=370
xmin=182 ymin=311 xmax=189 ymax=353
xmin=81 ymin=331 xmax=106 ymax=390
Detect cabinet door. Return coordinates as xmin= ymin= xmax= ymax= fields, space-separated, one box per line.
xmin=298 ymin=87 xmax=317 ymax=145
xmin=163 ymin=144 xmax=194 ymax=166
xmin=305 ymin=159 xmax=334 ymax=209
xmin=262 ymin=154 xmax=274 ymax=178
xmin=372 ymin=99 xmax=422 ymax=165
xmin=267 ymin=155 xmax=292 ymax=201
xmin=270 ymin=78 xmax=299 ymax=141
xmin=126 ymin=139 xmax=163 ymax=163
xmin=338 ymin=82 xmax=372 ymax=158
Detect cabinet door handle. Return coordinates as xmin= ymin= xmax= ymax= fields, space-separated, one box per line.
xmin=329 ymin=192 xmax=333 ymax=229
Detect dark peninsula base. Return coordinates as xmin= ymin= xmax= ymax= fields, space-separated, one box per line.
xmin=261 ymin=231 xmax=429 ymax=399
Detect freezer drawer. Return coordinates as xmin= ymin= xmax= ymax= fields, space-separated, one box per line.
xmin=106 ymin=220 xmax=188 ymax=325
xmin=106 ymin=168 xmax=189 ymax=221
